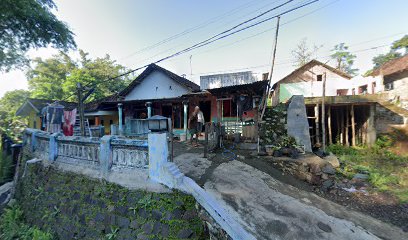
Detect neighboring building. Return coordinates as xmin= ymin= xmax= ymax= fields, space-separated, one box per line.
xmin=84 ymin=95 xmax=119 ymax=135
xmin=272 ymin=60 xmax=352 ymax=105
xmin=371 ymin=54 xmax=408 ymax=109
xmin=200 ymin=71 xmax=260 ymax=90
xmin=117 ymin=63 xmax=200 ymax=136
xmin=16 ymin=98 xmax=76 ymax=130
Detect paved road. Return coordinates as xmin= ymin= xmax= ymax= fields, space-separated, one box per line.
xmin=174 ymin=150 xmax=408 ymax=240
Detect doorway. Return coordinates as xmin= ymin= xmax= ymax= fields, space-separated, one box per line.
xmin=199 ymin=101 xmax=212 ymax=123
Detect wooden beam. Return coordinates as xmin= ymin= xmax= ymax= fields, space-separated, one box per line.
xmin=315 ymin=104 xmax=320 ymax=144
xmin=328 ymin=106 xmax=332 ymax=145
xmin=345 ymin=106 xmax=349 ymax=146
xmin=336 ymin=108 xmax=340 ymax=144
xmin=322 ymin=72 xmax=327 ymax=151
xmin=351 ymin=104 xmax=356 ymax=146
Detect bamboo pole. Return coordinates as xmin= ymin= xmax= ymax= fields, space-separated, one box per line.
xmin=315 ymin=104 xmax=320 ymax=144
xmin=321 ymin=72 xmax=326 ymax=151
xmin=340 ymin=108 xmax=344 ymax=145
xmin=328 ymin=106 xmax=332 ymax=145
xmin=351 ymin=104 xmax=356 ymax=146
xmin=345 ymin=106 xmax=349 ymax=146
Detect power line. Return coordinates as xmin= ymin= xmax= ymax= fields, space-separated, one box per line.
xmin=196 ymin=0 xmax=341 ymax=56
xmin=190 ymin=43 xmax=392 ymax=77
xmin=119 ymin=0 xmax=272 ymax=61
xmin=62 ymin=1 xmax=319 ymax=101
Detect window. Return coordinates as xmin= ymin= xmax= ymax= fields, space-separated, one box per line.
xmin=101 ymin=120 xmax=104 ymax=126
xmin=316 ymin=74 xmax=323 ymax=81
xmin=384 ymin=82 xmax=394 ymax=91
xmin=222 ymin=99 xmax=237 ymax=117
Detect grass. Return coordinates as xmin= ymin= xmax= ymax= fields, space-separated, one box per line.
xmin=0 ymin=204 xmax=53 ymax=240
xmin=0 ymin=151 xmax=14 ymax=185
xmin=328 ymin=134 xmax=408 ymax=203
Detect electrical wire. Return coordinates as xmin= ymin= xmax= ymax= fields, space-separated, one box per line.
xmin=61 ymin=0 xmax=319 ymax=101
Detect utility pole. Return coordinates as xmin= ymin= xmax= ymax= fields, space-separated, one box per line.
xmin=321 ymin=72 xmax=326 ymax=152
xmin=261 ymin=16 xmax=280 ymax=120
xmin=76 ymin=83 xmax=85 ymax=136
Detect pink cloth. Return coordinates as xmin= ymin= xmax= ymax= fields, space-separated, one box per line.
xmin=63 ymin=108 xmax=77 ymax=136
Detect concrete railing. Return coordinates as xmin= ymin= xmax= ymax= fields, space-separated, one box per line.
xmin=23 ymin=128 xmax=253 ymax=240
xmin=23 ymin=129 xmax=149 ymax=175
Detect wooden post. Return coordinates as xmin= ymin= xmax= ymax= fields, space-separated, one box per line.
xmin=336 ymin=107 xmax=340 ymax=144
xmin=76 ymin=83 xmax=85 ymax=136
xmin=261 ymin=16 xmax=281 ymax=120
xmin=315 ymin=104 xmax=320 ymax=144
xmin=345 ymin=106 xmax=349 ymax=146
xmin=351 ymin=104 xmax=356 ymax=146
xmin=321 ymin=73 xmax=326 ymax=151
xmin=340 ymin=107 xmax=344 ymax=145
xmin=328 ymin=106 xmax=332 ymax=145
xmin=204 ymin=123 xmax=209 ymax=158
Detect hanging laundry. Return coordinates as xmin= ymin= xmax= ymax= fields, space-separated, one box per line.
xmin=45 ymin=102 xmax=65 ymax=133
xmin=63 ymin=108 xmax=77 ymax=136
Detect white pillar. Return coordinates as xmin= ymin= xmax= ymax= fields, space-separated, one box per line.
xmin=148 ymin=132 xmax=169 ymax=182
xmin=183 ymin=101 xmax=188 ymax=139
xmin=146 ymin=102 xmax=152 ymax=118
xmin=118 ymin=103 xmax=123 ymax=136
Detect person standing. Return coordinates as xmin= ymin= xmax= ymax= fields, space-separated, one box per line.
xmin=188 ymin=107 xmax=199 ymax=146
xmin=196 ymin=106 xmax=205 ymax=136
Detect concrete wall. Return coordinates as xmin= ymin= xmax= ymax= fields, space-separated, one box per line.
xmin=14 ymin=161 xmax=207 ymax=239
xmin=384 ymin=71 xmax=408 ymax=109
xmin=375 ymin=103 xmax=408 ymax=134
xmin=124 ymin=71 xmax=191 ymax=101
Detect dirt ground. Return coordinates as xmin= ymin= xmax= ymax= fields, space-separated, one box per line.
xmin=172 ymin=140 xmax=408 ymax=233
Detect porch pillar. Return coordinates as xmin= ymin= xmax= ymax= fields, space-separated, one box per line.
xmin=183 ymin=101 xmax=188 ymax=139
xmin=118 ymin=103 xmax=123 ymax=136
xmin=146 ymin=102 xmax=152 ymax=118
xmin=95 ymin=116 xmax=100 ymax=126
xmin=367 ymin=104 xmax=377 ymax=147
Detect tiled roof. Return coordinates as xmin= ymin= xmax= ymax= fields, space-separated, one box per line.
xmin=84 ymin=94 xmax=119 ymax=112
xmin=119 ymin=63 xmax=200 ymax=96
xmin=371 ymin=54 xmax=408 ymax=77
xmin=27 ymin=98 xmax=77 ymax=111
xmin=277 ymin=59 xmax=352 ymax=84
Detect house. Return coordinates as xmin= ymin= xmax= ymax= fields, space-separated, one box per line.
xmin=271 ymin=59 xmax=352 ymax=105
xmin=83 ymin=95 xmax=119 ymax=134
xmin=115 ymin=63 xmax=200 ymax=136
xmin=16 ymin=98 xmax=77 ymax=130
xmin=371 ymin=54 xmax=408 ymax=109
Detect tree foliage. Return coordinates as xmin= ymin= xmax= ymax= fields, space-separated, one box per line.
xmin=0 ymin=0 xmax=76 ymax=71
xmin=291 ymin=38 xmax=322 ymax=67
xmin=364 ymin=35 xmax=408 ymax=76
xmin=391 ymin=35 xmax=408 ymax=54
xmin=27 ymin=50 xmax=132 ymax=102
xmin=330 ymin=43 xmax=358 ymax=76
xmin=0 ymin=90 xmax=31 ymax=140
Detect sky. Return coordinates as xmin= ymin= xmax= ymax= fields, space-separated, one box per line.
xmin=1 ymin=0 xmax=408 ymax=97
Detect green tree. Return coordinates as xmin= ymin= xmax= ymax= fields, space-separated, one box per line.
xmin=291 ymin=38 xmax=322 ymax=67
xmin=0 ymin=90 xmax=31 ymax=140
xmin=27 ymin=51 xmax=131 ymax=102
xmin=391 ymin=34 xmax=408 ymax=54
xmin=0 ymin=0 xmax=76 ymax=72
xmin=331 ymin=43 xmax=358 ymax=76
xmin=372 ymin=51 xmax=401 ymax=69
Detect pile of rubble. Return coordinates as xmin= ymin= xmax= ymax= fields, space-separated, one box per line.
xmin=272 ymin=153 xmax=340 ymax=191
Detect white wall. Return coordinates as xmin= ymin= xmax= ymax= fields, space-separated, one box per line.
xmin=125 ymin=71 xmax=191 ymax=101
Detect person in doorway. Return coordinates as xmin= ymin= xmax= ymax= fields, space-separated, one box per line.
xmin=196 ymin=106 xmax=205 ymax=136
xmin=188 ymin=107 xmax=199 ymax=147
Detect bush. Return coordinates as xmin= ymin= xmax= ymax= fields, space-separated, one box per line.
xmin=0 ymin=204 xmax=53 ymax=240
xmin=0 ymin=152 xmax=14 ymax=185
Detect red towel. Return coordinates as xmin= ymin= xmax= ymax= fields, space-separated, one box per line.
xmin=63 ymin=108 xmax=77 ymax=136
